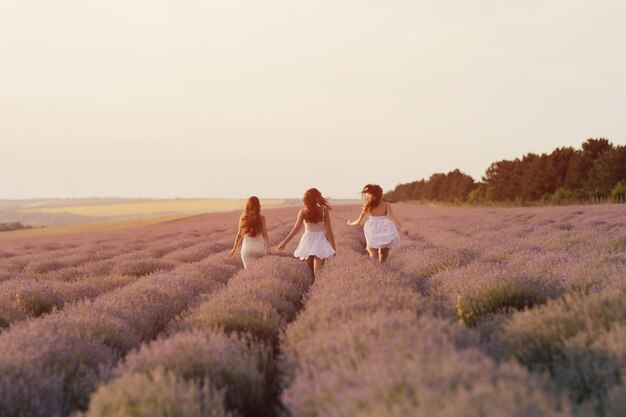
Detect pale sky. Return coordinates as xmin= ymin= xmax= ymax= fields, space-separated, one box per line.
xmin=1 ymin=0 xmax=625 ymax=199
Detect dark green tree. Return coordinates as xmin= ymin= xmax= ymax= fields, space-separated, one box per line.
xmin=386 ymin=138 xmax=623 ymax=204
xmin=586 ymin=145 xmax=626 ymax=196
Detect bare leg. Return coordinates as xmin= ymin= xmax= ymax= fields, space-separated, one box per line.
xmin=313 ymin=257 xmax=325 ymax=277
xmin=367 ymin=247 xmax=377 ymax=259
xmin=379 ymin=248 xmax=390 ymax=263
xmin=305 ymin=256 xmax=315 ymax=276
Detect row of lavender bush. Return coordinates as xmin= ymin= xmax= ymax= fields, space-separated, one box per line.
xmin=78 ymin=253 xmax=312 ymax=417
xmin=0 ymin=240 xmax=229 ymax=329
xmin=500 ymin=281 xmax=626 ymax=416
xmin=280 ymin=221 xmax=571 ymax=416
xmin=384 ymin=204 xmax=625 ymax=326
xmin=0 ymin=216 xmax=291 ymax=329
xmin=384 ymin=204 xmax=626 ymax=416
xmin=0 ymin=253 xmax=239 ymax=417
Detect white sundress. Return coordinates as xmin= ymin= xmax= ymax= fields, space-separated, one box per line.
xmin=364 ymin=210 xmax=401 ymax=249
xmin=241 ymin=233 xmax=265 ymax=269
xmin=293 ymin=212 xmax=335 ymax=260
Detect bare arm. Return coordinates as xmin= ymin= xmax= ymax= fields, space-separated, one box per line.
xmin=228 ymin=216 xmax=244 ymax=258
xmin=277 ymin=210 xmax=305 ymax=251
xmin=261 ymin=216 xmax=270 ymax=254
xmin=324 ymin=209 xmax=337 ymax=252
xmin=347 ymin=206 xmax=368 ymax=226
xmin=386 ymin=203 xmax=408 ymax=235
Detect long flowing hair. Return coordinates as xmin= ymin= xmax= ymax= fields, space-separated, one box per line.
xmin=240 ymin=196 xmax=262 ymax=237
xmin=361 ymin=184 xmax=383 ymax=213
xmin=302 ymin=188 xmax=331 ymax=223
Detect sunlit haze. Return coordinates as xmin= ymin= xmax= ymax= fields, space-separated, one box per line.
xmin=1 ymin=0 xmax=625 ymax=199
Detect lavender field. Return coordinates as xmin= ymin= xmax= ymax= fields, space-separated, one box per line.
xmin=0 ymin=203 xmax=625 ymax=417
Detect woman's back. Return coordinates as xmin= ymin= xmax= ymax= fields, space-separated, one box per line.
xmin=304 ymin=221 xmax=325 ymax=232
xmin=303 ymin=207 xmax=326 ymax=229
xmin=368 ymin=202 xmax=387 ymax=217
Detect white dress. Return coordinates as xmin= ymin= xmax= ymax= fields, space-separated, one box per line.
xmin=241 ymin=233 xmax=265 ymax=268
xmin=364 ymin=211 xmax=401 ymax=249
xmin=293 ymin=213 xmax=335 ymax=260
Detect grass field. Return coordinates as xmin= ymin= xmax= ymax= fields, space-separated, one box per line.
xmin=0 ymin=198 xmax=290 ymax=233
xmin=19 ymin=199 xmax=286 ymax=217
xmin=0 ymin=203 xmax=624 ymax=417
xmin=0 ymin=215 xmax=191 ymax=239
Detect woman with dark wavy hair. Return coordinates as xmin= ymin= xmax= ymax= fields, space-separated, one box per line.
xmin=277 ymin=188 xmax=336 ymax=277
xmin=347 ymin=184 xmax=407 ymax=262
xmin=229 ymin=196 xmax=269 ymax=268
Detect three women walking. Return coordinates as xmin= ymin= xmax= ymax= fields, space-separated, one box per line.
xmin=229 ymin=184 xmax=406 ymax=272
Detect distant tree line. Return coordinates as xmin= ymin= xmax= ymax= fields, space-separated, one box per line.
xmin=0 ymin=222 xmax=32 ymax=232
xmin=385 ymin=139 xmax=626 ymax=204
xmin=385 ymin=169 xmax=478 ymax=203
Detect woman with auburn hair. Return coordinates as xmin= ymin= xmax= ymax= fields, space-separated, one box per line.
xmin=277 ymin=188 xmax=336 ymax=277
xmin=229 ymin=196 xmax=270 ymax=268
xmin=347 ymin=184 xmax=407 ymax=262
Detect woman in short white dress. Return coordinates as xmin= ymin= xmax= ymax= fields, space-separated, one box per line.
xmin=229 ymin=196 xmax=269 ymax=268
xmin=347 ymin=184 xmax=407 ymax=262
xmin=277 ymin=188 xmax=336 ymax=277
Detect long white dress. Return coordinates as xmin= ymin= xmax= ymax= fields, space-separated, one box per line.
xmin=293 ymin=215 xmax=335 ymax=260
xmin=364 ymin=213 xmax=401 ymax=249
xmin=241 ymin=233 xmax=265 ymax=268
